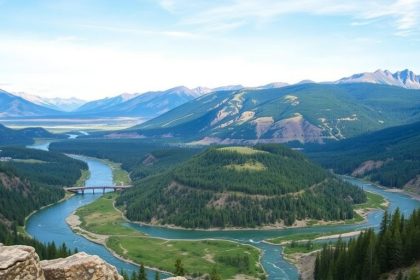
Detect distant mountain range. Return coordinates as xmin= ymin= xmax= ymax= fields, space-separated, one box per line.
xmin=13 ymin=92 xmax=86 ymax=112
xmin=75 ymin=86 xmax=205 ymax=118
xmin=128 ymin=83 xmax=420 ymax=144
xmin=336 ymin=69 xmax=420 ymax=89
xmin=0 ymin=89 xmax=61 ymax=118
xmin=0 ymin=69 xmax=419 ymax=121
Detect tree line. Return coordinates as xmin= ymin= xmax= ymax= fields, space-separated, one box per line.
xmin=314 ymin=208 xmax=420 ymax=280
xmin=0 ymin=147 xmax=87 ymax=260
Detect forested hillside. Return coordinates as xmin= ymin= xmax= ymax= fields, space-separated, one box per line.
xmin=315 ymin=209 xmax=420 ymax=280
xmin=50 ymin=139 xmax=202 ymax=181
xmin=0 ymin=147 xmax=87 ymax=238
xmin=116 ymin=144 xmax=366 ymax=229
xmin=0 ymin=123 xmax=64 ymax=146
xmin=306 ymin=122 xmax=420 ymax=190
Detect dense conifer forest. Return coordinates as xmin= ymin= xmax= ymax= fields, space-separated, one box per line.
xmin=117 ymin=145 xmax=366 ymax=228
xmin=50 ymin=139 xmax=202 ymax=181
xmin=306 ymin=121 xmax=420 ymax=189
xmin=0 ymin=147 xmax=87 ymax=258
xmin=314 ymin=209 xmax=420 ymax=280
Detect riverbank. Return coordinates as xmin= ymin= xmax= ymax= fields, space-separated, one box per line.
xmin=68 ymin=194 xmax=265 ymax=280
xmin=22 ymin=159 xmax=92 ymax=236
xmin=22 ymin=191 xmax=75 ymax=237
xmin=343 ymin=175 xmax=420 ymax=202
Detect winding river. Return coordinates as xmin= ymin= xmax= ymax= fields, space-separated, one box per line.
xmin=26 ymin=141 xmax=420 ymax=280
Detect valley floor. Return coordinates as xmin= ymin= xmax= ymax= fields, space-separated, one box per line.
xmin=67 ymin=193 xmax=265 ymax=279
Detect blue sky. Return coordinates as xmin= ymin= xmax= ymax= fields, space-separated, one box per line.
xmin=0 ymin=0 xmax=419 ymax=99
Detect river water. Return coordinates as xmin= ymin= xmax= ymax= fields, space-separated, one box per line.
xmin=26 ymin=141 xmax=420 ymax=280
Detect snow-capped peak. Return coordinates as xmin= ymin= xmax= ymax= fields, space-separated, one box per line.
xmin=336 ymin=69 xmax=420 ymax=89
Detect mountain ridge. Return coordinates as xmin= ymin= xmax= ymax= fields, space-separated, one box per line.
xmin=126 ymin=83 xmax=420 ymax=144
xmin=2 ymin=68 xmax=419 ymax=120
xmin=13 ymin=92 xmax=86 ymax=112
xmin=0 ymin=89 xmax=62 ymax=118
xmin=336 ymin=69 xmax=420 ymax=89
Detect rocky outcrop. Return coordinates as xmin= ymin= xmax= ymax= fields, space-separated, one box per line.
xmin=0 ymin=244 xmax=123 ymax=280
xmin=0 ymin=244 xmax=45 ymax=280
xmin=40 ymin=252 xmax=123 ymax=280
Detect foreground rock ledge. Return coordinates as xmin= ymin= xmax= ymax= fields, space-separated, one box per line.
xmin=40 ymin=252 xmax=124 ymax=280
xmin=0 ymin=244 xmax=45 ymax=280
xmin=0 ymin=244 xmax=187 ymax=280
xmin=0 ymin=244 xmax=124 ymax=280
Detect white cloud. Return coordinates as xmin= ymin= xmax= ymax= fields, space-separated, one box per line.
xmin=165 ymin=0 xmax=420 ymax=34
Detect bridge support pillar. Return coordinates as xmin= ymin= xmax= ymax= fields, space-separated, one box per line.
xmin=81 ymin=189 xmax=84 ymax=195
xmin=103 ymin=187 xmax=105 ymax=194
xmin=93 ymin=188 xmax=95 ymax=194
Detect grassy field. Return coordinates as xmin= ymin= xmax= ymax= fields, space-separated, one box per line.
xmin=75 ymin=169 xmax=90 ymax=187
xmin=12 ymin=159 xmax=46 ymax=164
xmin=107 ymin=237 xmax=263 ymax=279
xmin=354 ymin=191 xmax=388 ymax=210
xmin=100 ymin=159 xmax=131 ymax=186
xmin=218 ymin=146 xmax=267 ymax=155
xmin=282 ymin=242 xmax=323 ymax=255
xmin=75 ymin=193 xmax=141 ymax=236
xmin=75 ymin=194 xmax=265 ymax=279
xmin=225 ymin=161 xmax=266 ymax=171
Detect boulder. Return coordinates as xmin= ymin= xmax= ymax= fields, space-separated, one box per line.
xmin=0 ymin=244 xmax=45 ymax=280
xmin=40 ymin=252 xmax=123 ymax=280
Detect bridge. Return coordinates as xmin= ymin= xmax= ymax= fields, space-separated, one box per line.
xmin=64 ymin=185 xmax=132 ymax=194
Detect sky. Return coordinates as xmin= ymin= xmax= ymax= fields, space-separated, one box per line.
xmin=0 ymin=0 xmax=419 ymax=100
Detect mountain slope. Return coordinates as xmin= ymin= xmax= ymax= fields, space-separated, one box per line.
xmin=306 ymin=121 xmax=420 ymax=191
xmin=74 ymin=86 xmax=203 ymax=118
xmin=13 ymin=92 xmax=86 ymax=112
xmin=0 ymin=124 xmax=63 ymax=146
xmin=128 ymin=83 xmax=420 ymax=143
xmin=336 ymin=69 xmax=420 ymax=89
xmin=75 ymin=93 xmax=138 ymax=113
xmin=0 ymin=89 xmax=61 ymax=117
xmin=116 ymin=144 xmax=366 ymax=228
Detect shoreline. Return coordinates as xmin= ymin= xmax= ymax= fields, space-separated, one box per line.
xmin=66 ymin=210 xmax=266 ymax=279
xmin=24 ymin=191 xmax=75 ymax=237
xmin=65 ymin=212 xmax=173 ymax=276
xmin=119 ymin=204 xmax=375 ymax=232
xmin=342 ymin=175 xmax=420 ymax=202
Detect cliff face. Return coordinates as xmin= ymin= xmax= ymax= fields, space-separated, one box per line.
xmin=0 ymin=244 xmax=123 ymax=280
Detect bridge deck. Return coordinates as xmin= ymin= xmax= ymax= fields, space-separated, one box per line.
xmin=64 ymin=185 xmax=132 ymax=194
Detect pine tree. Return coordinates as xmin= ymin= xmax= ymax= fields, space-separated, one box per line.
xmin=155 ymin=271 xmax=160 ymax=280
xmin=210 ymin=266 xmax=222 ymax=280
xmin=314 ymin=253 xmax=320 ymax=280
xmin=139 ymin=263 xmax=147 ymax=280
xmin=390 ymin=226 xmax=403 ymax=269
xmin=380 ymin=209 xmax=389 ymax=235
xmin=174 ymin=258 xmax=185 ymax=276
